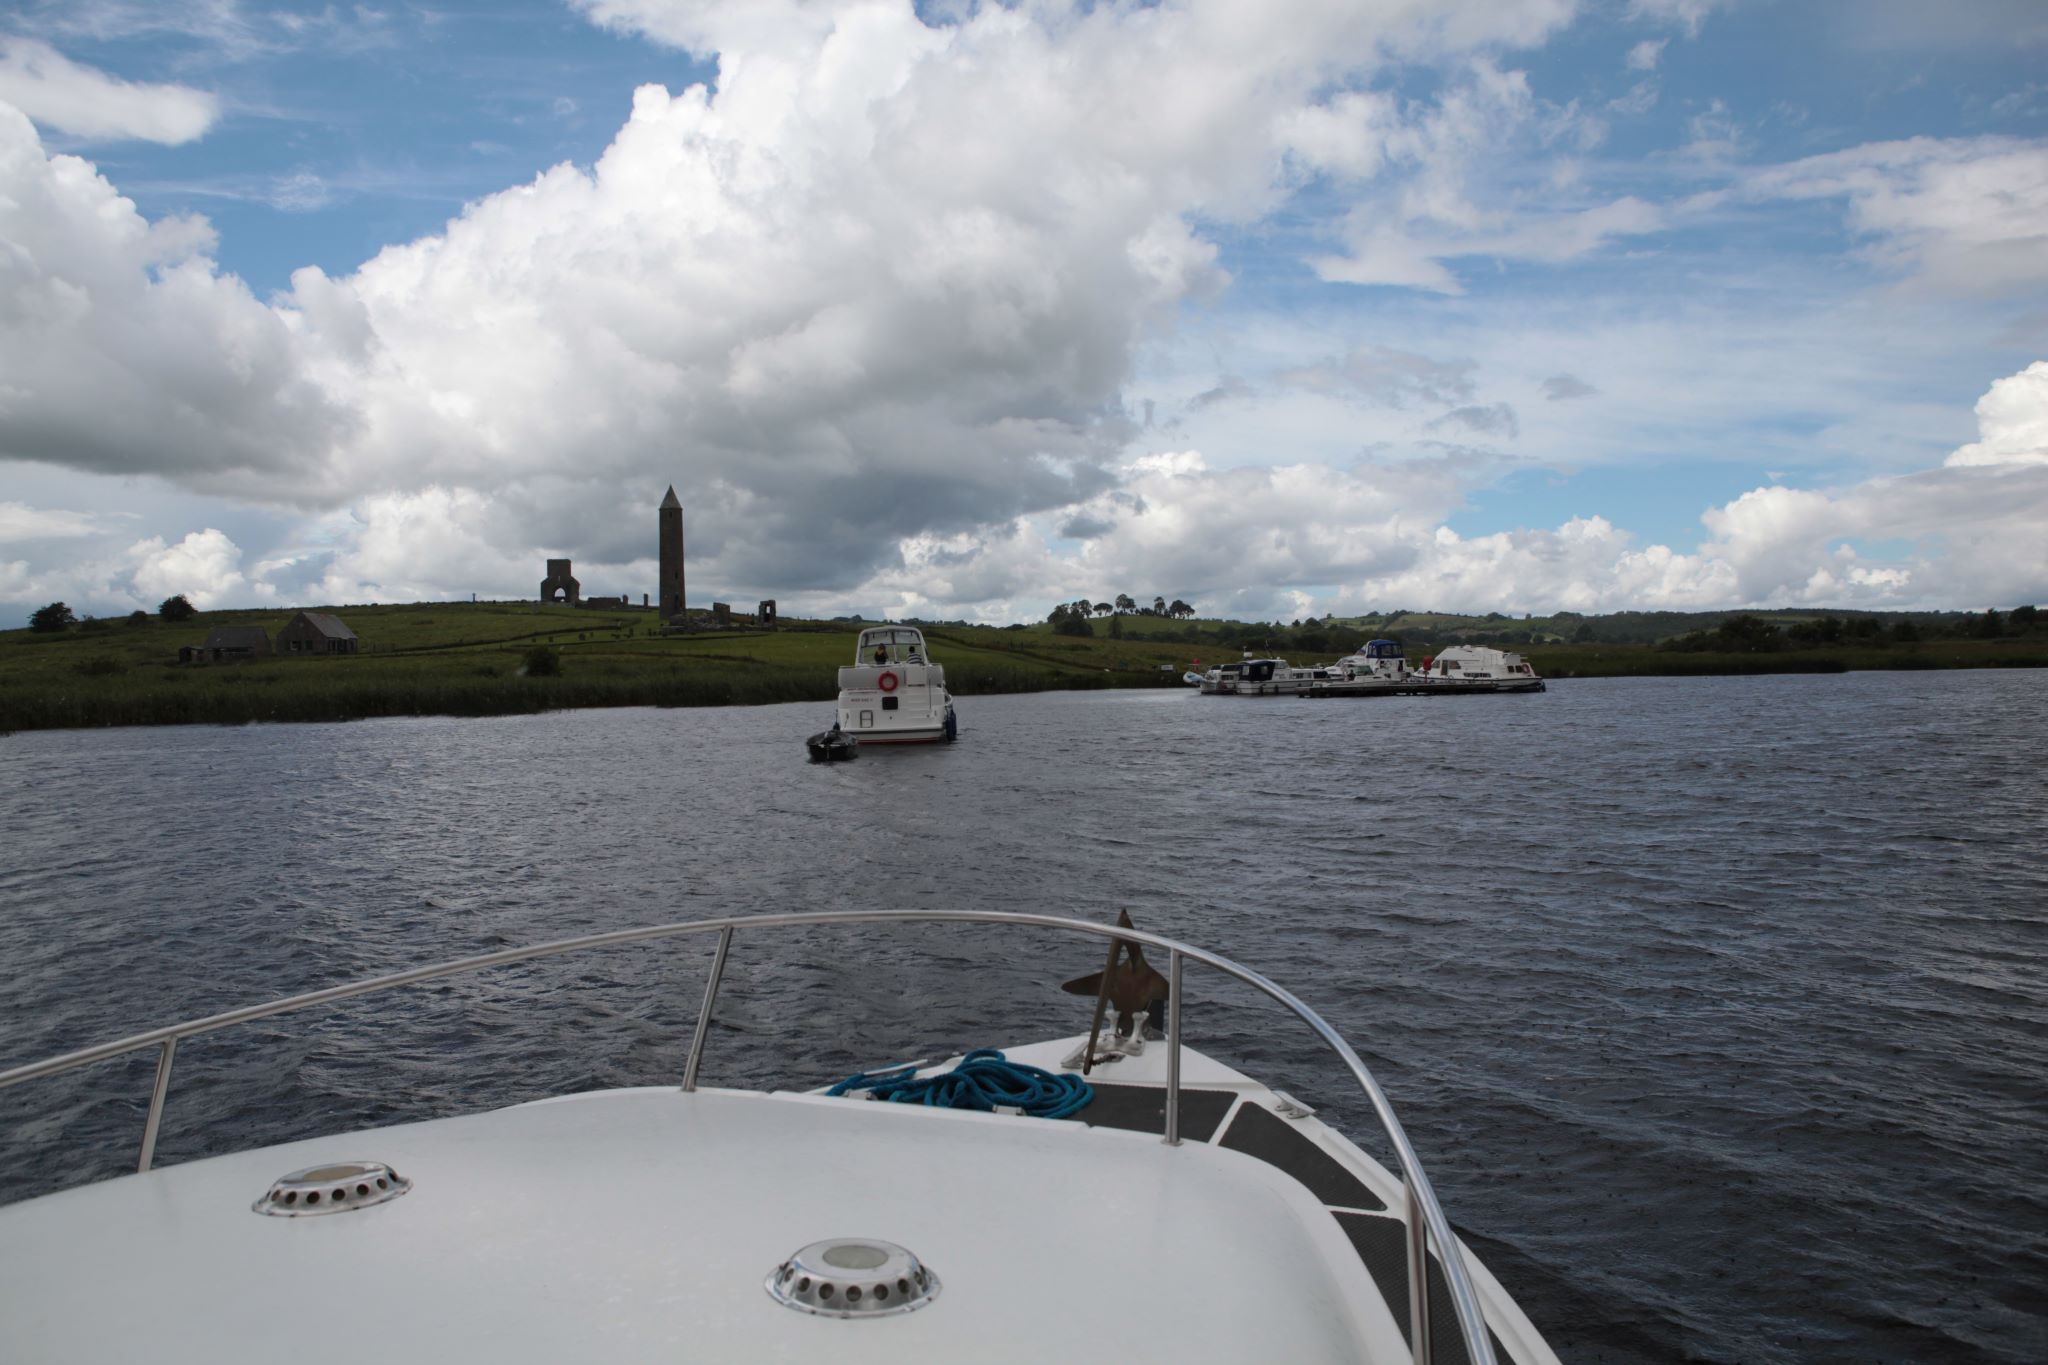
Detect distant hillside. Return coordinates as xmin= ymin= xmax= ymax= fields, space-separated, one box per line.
xmin=6 ymin=598 xmax=2041 ymax=731
xmin=901 ymin=602 xmax=2043 ymax=653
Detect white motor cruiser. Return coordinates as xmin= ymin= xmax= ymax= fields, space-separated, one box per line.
xmin=1413 ymin=646 xmax=1546 ymax=693
xmin=0 ymin=910 xmax=1560 ymax=1365
xmin=838 ymin=626 xmax=958 ymax=742
xmin=1324 ymin=639 xmax=1413 ymax=690
xmin=1198 ymin=657 xmax=1328 ymax=696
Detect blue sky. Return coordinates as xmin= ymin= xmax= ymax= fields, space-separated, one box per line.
xmin=1 ymin=0 xmax=2044 ymax=626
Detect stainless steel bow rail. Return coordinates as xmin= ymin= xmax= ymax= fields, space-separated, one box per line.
xmin=0 ymin=910 xmax=1495 ymax=1365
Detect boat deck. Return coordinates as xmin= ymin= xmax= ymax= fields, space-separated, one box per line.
xmin=0 ymin=1039 xmax=1543 ymax=1365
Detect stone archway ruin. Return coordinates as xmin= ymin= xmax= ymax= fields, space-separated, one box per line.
xmin=541 ymin=558 xmax=580 ymax=605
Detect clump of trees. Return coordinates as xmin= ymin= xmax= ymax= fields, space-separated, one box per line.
xmin=1046 ymin=601 xmax=1095 ymax=636
xmin=522 ymin=645 xmax=562 ymax=676
xmin=159 ymin=594 xmax=197 ymax=622
xmin=30 ymin=602 xmax=77 ymax=633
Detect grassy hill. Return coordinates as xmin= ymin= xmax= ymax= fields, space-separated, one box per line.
xmin=0 ymin=602 xmax=1198 ymax=732
xmin=3 ymin=599 xmax=2040 ymax=732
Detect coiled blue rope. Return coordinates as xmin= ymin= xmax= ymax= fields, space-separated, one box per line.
xmin=827 ymin=1048 xmax=1094 ymax=1120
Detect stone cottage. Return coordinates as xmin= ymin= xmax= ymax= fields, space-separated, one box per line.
xmin=276 ymin=612 xmax=359 ymax=656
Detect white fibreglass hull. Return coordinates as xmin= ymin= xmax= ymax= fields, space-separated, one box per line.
xmin=0 ymin=1036 xmax=1557 ymax=1365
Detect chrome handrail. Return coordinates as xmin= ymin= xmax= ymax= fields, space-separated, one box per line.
xmin=0 ymin=909 xmax=1495 ymax=1365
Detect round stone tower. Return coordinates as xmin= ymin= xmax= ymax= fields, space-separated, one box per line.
xmin=658 ymin=486 xmax=685 ymax=622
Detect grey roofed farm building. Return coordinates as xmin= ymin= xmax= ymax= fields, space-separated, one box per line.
xmin=277 ymin=611 xmax=359 ymax=656
xmin=181 ymin=626 xmax=272 ymax=664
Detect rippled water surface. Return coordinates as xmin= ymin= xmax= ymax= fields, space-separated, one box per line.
xmin=4 ymin=673 xmax=2045 ymax=1362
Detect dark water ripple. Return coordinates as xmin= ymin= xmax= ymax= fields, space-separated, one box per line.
xmin=3 ymin=671 xmax=2046 ymax=1363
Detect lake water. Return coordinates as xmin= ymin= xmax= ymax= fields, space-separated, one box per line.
xmin=3 ymin=672 xmax=2044 ymax=1362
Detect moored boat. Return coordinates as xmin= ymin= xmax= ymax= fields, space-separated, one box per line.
xmin=0 ymin=909 xmax=1558 ymax=1365
xmin=1321 ymin=638 xmax=1412 ymax=690
xmin=838 ymin=626 xmax=958 ymax=743
xmin=1413 ymin=645 xmax=1545 ymax=692
xmin=1198 ymin=657 xmax=1328 ymax=696
xmin=1306 ymin=641 xmax=1545 ymax=699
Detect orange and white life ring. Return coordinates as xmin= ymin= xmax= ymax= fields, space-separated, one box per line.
xmin=877 ymin=670 xmax=899 ymax=693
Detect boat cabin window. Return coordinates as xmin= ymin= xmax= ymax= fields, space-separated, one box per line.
xmin=1248 ymin=661 xmax=1275 ymax=682
xmin=856 ymin=627 xmax=927 ymax=665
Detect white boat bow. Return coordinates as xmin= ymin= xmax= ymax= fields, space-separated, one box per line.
xmin=0 ymin=911 xmax=1556 ymax=1365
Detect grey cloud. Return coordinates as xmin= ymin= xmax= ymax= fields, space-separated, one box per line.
xmin=1432 ymin=402 xmax=1521 ymax=438
xmin=1188 ymin=377 xmax=1254 ymax=410
xmin=1542 ymin=374 xmax=1597 ymax=401
xmin=1060 ymin=515 xmax=1115 ymax=539
xmin=1281 ymin=345 xmax=1477 ymax=408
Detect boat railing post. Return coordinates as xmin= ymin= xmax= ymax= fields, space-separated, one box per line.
xmin=681 ymin=926 xmax=734 ymax=1092
xmin=1164 ymin=950 xmax=1183 ymax=1146
xmin=137 ymin=1036 xmax=178 ymax=1174
xmin=1406 ymin=1178 xmax=1433 ymax=1365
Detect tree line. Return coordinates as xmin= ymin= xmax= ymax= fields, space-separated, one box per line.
xmin=1659 ymin=606 xmax=2039 ymax=653
xmin=1045 ymin=594 xmax=1195 ymax=637
xmin=28 ymin=595 xmax=195 ymax=634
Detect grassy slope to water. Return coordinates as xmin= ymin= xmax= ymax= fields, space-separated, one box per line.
xmin=5 ymin=602 xmax=2043 ymax=732
xmin=0 ymin=603 xmax=1196 ymax=732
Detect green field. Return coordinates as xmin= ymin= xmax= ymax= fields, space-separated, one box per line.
xmin=0 ymin=603 xmax=1200 ymax=732
xmin=4 ymin=600 xmax=2042 ymax=732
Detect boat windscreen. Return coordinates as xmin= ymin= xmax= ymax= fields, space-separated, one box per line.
xmin=855 ymin=627 xmax=927 ymax=663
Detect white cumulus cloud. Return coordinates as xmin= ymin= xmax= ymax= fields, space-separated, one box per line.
xmin=0 ymin=39 xmax=218 ymax=144
xmin=0 ymin=500 xmax=99 ymax=541
xmin=1750 ymin=137 xmax=2048 ymax=295
xmin=124 ymin=528 xmax=273 ymax=609
xmin=1945 ymin=361 xmax=2048 ymax=467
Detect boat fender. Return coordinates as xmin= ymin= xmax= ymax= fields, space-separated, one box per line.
xmin=877 ymin=670 xmax=898 ymax=693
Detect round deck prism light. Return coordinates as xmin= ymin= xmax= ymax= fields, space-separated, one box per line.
xmin=253 ymin=1160 xmax=411 ymax=1216
xmin=766 ymin=1238 xmax=941 ymax=1318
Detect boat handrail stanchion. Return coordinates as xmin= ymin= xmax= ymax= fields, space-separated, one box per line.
xmin=1164 ymin=950 xmax=1184 ymax=1146
xmin=681 ymin=925 xmax=734 ymax=1092
xmin=1406 ymin=1178 xmax=1433 ymax=1365
xmin=137 ymin=1036 xmax=179 ymax=1173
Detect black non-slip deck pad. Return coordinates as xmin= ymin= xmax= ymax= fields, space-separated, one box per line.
xmin=1218 ymin=1100 xmax=1389 ymax=1211
xmin=1333 ymin=1211 xmax=1511 ymax=1365
xmin=1075 ymin=1083 xmax=1236 ymax=1141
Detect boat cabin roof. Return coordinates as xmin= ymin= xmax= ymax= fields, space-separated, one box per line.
xmin=0 ymin=1080 xmax=1392 ymax=1363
